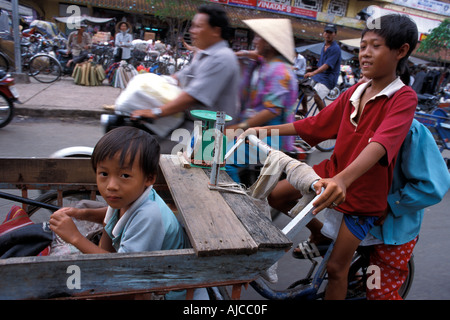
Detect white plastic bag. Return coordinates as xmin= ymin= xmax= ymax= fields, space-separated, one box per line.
xmin=114 ymin=73 xmax=185 ymax=137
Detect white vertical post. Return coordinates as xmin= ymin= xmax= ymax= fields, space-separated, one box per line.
xmin=209 ymin=111 xmax=225 ymax=186
xmin=11 ymin=0 xmax=22 ymax=73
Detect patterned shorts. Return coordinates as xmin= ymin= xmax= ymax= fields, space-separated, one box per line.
xmin=366 ymin=237 xmax=418 ymax=300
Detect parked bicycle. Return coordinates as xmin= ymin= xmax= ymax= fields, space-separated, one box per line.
xmin=295 ymin=78 xmax=336 ymax=152
xmin=0 ymin=37 xmax=62 ymax=83
xmin=91 ymin=41 xmax=114 ymax=70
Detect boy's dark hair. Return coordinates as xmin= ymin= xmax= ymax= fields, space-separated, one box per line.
xmin=91 ymin=127 xmax=160 ymax=178
xmin=197 ymin=3 xmax=231 ymax=41
xmin=362 ymin=14 xmax=418 ymax=85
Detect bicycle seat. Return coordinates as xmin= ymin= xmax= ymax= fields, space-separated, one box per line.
xmin=298 ymin=78 xmax=315 ymax=96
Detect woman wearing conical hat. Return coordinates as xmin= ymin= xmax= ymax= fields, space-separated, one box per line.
xmin=114 ymin=20 xmax=133 ymax=62
xmin=226 ymin=19 xmax=298 ymax=186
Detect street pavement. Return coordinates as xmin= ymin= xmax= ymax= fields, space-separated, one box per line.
xmin=13 ymin=75 xmax=121 ymax=119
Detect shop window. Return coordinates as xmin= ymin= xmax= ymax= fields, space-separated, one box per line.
xmin=327 ymin=0 xmax=348 ymax=17
xmin=292 ymin=0 xmax=322 ymax=12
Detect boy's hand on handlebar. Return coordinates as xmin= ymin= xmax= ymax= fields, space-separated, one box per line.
xmin=311 ymin=177 xmax=346 ymax=214
xmin=236 ymin=127 xmax=264 ymax=141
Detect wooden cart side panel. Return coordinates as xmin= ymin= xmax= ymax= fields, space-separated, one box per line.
xmin=159 ymin=155 xmax=258 ymax=257
xmin=0 ymin=248 xmax=284 ymax=300
xmin=0 ymin=158 xmax=96 ymax=185
xmin=0 ymin=158 xmax=168 ymax=186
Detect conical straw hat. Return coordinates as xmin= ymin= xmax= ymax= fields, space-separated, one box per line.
xmin=243 ymin=18 xmax=295 ymax=64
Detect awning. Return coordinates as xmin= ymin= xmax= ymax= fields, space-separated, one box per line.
xmin=408 ymin=56 xmax=432 ymax=66
xmin=339 ymin=38 xmax=360 ymax=49
xmin=53 ymin=16 xmax=114 ymax=24
xmin=30 ymin=20 xmax=65 ymax=38
xmin=296 ymin=43 xmax=355 ymax=61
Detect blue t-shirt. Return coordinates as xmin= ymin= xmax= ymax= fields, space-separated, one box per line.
xmin=312 ymin=41 xmax=341 ymax=90
xmin=104 ymin=187 xmax=188 ymax=253
xmin=103 ymin=187 xmax=209 ymax=300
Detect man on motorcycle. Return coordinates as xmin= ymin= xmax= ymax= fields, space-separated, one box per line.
xmin=131 ymin=4 xmax=240 ymax=128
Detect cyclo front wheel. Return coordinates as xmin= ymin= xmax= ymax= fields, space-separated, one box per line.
xmin=28 ymin=54 xmax=61 ymax=83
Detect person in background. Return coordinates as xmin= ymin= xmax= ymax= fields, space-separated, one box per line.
xmin=304 ymin=24 xmax=341 ymax=111
xmin=227 ymin=18 xmax=298 ymax=183
xmin=131 ymin=4 xmax=240 ymax=153
xmin=293 ymin=51 xmax=306 ymax=79
xmin=114 ymin=21 xmax=133 ymax=62
xmin=66 ymin=23 xmax=92 ymax=67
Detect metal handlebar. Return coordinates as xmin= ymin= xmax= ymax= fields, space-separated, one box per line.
xmin=224 ymin=134 xmax=272 ymax=161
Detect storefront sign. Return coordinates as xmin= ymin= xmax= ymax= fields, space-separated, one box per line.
xmin=393 ymin=0 xmax=450 ymax=17
xmin=256 ymin=0 xmax=318 ymax=19
xmin=229 ymin=0 xmax=257 ymax=7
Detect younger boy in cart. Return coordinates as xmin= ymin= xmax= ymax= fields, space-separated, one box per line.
xmin=49 ymin=127 xmax=208 ymax=299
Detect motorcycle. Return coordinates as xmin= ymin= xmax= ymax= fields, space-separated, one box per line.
xmin=0 ymin=70 xmax=20 ymax=128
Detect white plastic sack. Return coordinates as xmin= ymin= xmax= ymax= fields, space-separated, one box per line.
xmin=114 ymin=73 xmax=185 ymax=137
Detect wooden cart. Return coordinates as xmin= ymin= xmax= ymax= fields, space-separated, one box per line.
xmin=0 ymin=154 xmax=292 ymax=299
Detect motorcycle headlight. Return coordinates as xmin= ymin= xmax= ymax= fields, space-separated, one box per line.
xmin=100 ymin=114 xmax=117 ymax=126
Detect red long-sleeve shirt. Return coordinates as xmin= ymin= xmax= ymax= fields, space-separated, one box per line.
xmin=294 ymin=78 xmax=417 ymax=216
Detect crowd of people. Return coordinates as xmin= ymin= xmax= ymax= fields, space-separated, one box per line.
xmin=45 ymin=4 xmax=449 ymax=300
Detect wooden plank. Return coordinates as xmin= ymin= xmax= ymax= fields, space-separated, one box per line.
xmin=0 ymin=157 xmax=167 ymax=190
xmin=0 ymin=248 xmax=284 ymax=299
xmin=159 ymin=155 xmax=258 ymax=257
xmin=205 ymin=169 xmax=292 ymax=250
xmin=0 ymin=158 xmax=96 ymax=185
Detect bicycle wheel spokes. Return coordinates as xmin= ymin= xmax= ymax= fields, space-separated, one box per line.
xmin=29 ymin=55 xmax=61 ymax=83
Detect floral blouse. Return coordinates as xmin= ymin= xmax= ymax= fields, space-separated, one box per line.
xmin=239 ymin=55 xmax=298 ymax=152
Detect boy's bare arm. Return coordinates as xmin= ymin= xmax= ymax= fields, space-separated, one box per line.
xmin=62 ymin=206 xmax=107 ymax=224
xmin=312 ymin=142 xmax=386 ymax=213
xmin=49 ymin=210 xmax=111 ymax=254
xmin=236 ymin=123 xmax=298 ymax=140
